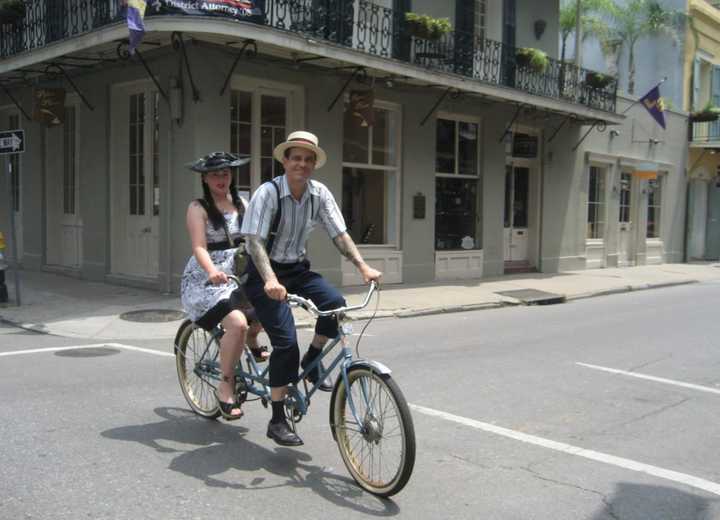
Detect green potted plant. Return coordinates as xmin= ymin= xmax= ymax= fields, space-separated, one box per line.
xmin=515 ymin=47 xmax=549 ymax=73
xmin=690 ymin=102 xmax=720 ymax=123
xmin=585 ymin=71 xmax=614 ymax=90
xmin=0 ymin=0 xmax=25 ymax=24
xmin=404 ymin=12 xmax=453 ymax=41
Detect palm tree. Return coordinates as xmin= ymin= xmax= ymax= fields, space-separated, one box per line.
xmin=599 ymin=0 xmax=688 ymax=95
xmin=559 ymin=0 xmax=612 ymax=65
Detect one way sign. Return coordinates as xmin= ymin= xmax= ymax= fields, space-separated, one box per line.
xmin=0 ymin=129 xmax=24 ymax=155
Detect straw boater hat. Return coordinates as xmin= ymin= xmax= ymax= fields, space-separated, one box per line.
xmin=273 ymin=130 xmax=327 ymax=169
xmin=186 ymin=151 xmax=250 ymax=173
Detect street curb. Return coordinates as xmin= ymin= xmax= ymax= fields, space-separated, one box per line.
xmin=0 ymin=279 xmax=701 ymax=338
xmin=395 ymin=301 xmax=509 ymax=318
xmin=566 ymin=279 xmax=698 ymax=301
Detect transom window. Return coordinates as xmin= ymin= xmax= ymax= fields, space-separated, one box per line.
xmin=647 ymin=176 xmax=662 ymax=238
xmin=587 ymin=166 xmax=606 ymax=239
xmin=230 ymin=88 xmax=290 ymax=194
xmin=342 ymin=101 xmax=400 ymax=246
xmin=475 ymin=0 xmax=487 ymax=41
xmin=619 ymin=172 xmax=631 ymax=223
xmin=128 ymin=92 xmax=160 ymax=216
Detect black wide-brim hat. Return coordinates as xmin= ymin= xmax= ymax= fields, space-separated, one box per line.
xmin=186 ymin=151 xmax=250 ymax=173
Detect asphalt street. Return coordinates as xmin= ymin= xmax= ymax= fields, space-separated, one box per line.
xmin=2 ymin=281 xmax=720 ymax=519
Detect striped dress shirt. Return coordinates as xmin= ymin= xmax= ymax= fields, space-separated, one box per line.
xmin=241 ymin=175 xmax=347 ymax=263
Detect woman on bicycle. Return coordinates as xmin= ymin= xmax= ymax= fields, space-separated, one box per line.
xmin=180 ymin=151 xmax=269 ymax=421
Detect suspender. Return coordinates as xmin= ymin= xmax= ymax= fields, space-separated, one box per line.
xmin=265 ymin=180 xmax=282 ymax=254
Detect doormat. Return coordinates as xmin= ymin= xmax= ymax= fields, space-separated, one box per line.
xmin=119 ymin=309 xmax=186 ymax=323
xmin=55 ymin=347 xmax=121 ymax=358
xmin=495 ymin=289 xmax=566 ymax=305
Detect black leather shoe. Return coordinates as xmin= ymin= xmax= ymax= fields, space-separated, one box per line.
xmin=267 ymin=420 xmax=304 ymax=447
xmin=301 ymin=350 xmax=333 ymax=392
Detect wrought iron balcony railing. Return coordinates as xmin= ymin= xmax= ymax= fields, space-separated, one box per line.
xmin=0 ymin=0 xmax=617 ymax=113
xmin=691 ymin=120 xmax=720 ymax=143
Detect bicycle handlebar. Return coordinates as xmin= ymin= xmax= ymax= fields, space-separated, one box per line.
xmin=221 ymin=275 xmax=378 ymax=317
xmin=287 ymin=281 xmax=378 ymax=317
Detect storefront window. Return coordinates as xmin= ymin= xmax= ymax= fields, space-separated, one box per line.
xmin=435 ymin=177 xmax=478 ymax=250
xmin=587 ymin=166 xmax=606 ymax=239
xmin=435 ymin=116 xmax=481 ymax=250
xmin=342 ymin=101 xmax=399 ymax=246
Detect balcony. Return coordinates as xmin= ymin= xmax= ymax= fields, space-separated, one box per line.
xmin=0 ymin=0 xmax=617 ymax=113
xmin=691 ymin=120 xmax=720 ymax=144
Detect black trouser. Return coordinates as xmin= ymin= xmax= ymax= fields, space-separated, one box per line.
xmin=244 ymin=258 xmax=345 ymax=387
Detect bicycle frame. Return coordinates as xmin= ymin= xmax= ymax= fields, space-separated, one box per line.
xmin=195 ymin=280 xmax=379 ymax=430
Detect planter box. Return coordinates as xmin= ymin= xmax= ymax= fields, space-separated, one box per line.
xmin=690 ymin=112 xmax=720 ymax=123
xmin=585 ymin=72 xmax=613 ymax=90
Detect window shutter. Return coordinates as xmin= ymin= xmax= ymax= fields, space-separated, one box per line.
xmin=693 ymin=57 xmax=701 ymax=111
xmin=712 ymin=65 xmax=720 ymax=108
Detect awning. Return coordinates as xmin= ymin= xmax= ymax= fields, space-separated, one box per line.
xmin=633 ymin=162 xmax=658 ymax=180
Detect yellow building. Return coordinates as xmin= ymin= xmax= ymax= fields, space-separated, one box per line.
xmin=686 ymin=0 xmax=720 ymax=259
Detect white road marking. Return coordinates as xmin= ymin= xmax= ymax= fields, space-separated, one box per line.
xmin=410 ymin=403 xmax=720 ymax=497
xmin=576 ymin=362 xmax=720 ymax=396
xmin=0 ymin=343 xmax=173 ymax=358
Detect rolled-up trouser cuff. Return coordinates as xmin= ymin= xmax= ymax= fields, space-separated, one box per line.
xmin=269 ymin=343 xmax=299 ymax=387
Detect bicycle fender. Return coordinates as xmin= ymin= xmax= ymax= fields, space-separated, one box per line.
xmin=347 ymin=359 xmax=392 ymax=375
xmin=328 ymin=360 xmax=392 ymax=441
xmin=174 ymin=319 xmax=194 ymax=353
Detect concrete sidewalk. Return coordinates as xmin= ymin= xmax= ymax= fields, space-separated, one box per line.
xmin=1 ymin=262 xmax=719 ymax=341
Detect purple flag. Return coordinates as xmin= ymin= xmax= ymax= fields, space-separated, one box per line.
xmin=126 ymin=0 xmax=147 ymax=55
xmin=639 ymin=85 xmax=666 ymax=129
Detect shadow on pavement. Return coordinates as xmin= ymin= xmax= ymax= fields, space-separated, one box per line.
xmin=590 ymin=482 xmax=717 ymax=519
xmin=101 ymin=407 xmax=401 ymax=515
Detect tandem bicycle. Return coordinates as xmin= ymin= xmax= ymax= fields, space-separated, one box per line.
xmin=173 ymin=277 xmax=415 ymax=497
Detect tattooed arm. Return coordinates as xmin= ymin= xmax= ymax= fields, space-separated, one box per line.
xmin=332 ymin=232 xmax=383 ymax=284
xmin=246 ymin=235 xmax=286 ymax=301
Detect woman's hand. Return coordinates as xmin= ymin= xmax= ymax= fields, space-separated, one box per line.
xmin=264 ymin=278 xmax=287 ymax=301
xmin=207 ymin=269 xmax=229 ymax=285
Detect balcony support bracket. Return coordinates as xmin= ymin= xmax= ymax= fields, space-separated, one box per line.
xmin=219 ymin=40 xmax=258 ymax=96
xmin=172 ymin=32 xmax=200 ymax=102
xmin=499 ymin=104 xmax=523 ymax=143
xmin=0 ymin=83 xmax=31 ymax=121
xmin=45 ymin=64 xmax=95 ymax=111
xmin=420 ymin=88 xmax=460 ymax=127
xmin=117 ymin=42 xmax=169 ymax=105
xmin=572 ymin=120 xmax=607 ymax=151
xmin=328 ymin=66 xmax=366 ymax=112
xmin=547 ymin=115 xmax=572 ymax=143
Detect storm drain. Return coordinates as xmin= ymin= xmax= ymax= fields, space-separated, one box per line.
xmin=119 ymin=309 xmax=186 ymax=323
xmin=55 ymin=346 xmax=121 ymax=357
xmin=495 ymin=289 xmax=566 ymax=305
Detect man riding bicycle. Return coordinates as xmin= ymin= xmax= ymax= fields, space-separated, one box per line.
xmin=242 ymin=130 xmax=382 ymax=447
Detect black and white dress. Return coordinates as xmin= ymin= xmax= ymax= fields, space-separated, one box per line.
xmin=180 ymin=209 xmax=245 ymax=327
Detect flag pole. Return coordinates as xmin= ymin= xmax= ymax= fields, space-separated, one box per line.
xmin=621 ymin=76 xmax=668 ymax=115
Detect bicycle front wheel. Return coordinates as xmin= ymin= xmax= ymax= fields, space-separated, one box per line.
xmin=331 ymin=366 xmax=416 ymax=497
xmin=175 ymin=322 xmax=221 ymax=418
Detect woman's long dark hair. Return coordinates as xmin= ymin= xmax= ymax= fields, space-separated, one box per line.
xmin=200 ymin=176 xmax=243 ymax=230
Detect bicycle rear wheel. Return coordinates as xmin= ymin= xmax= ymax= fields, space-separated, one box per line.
xmin=175 ymin=322 xmax=221 ymax=418
xmin=331 ymin=366 xmax=416 ymax=497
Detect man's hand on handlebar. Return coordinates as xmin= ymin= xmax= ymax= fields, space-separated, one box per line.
xmin=359 ymin=264 xmax=383 ymax=285
xmin=264 ymin=278 xmax=287 ymax=301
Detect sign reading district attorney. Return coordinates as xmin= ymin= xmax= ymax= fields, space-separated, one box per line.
xmin=158 ymin=0 xmax=263 ymax=18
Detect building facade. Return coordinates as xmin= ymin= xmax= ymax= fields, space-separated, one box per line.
xmin=0 ymin=0 xmax=688 ymax=294
xmin=686 ymin=0 xmax=720 ymax=260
